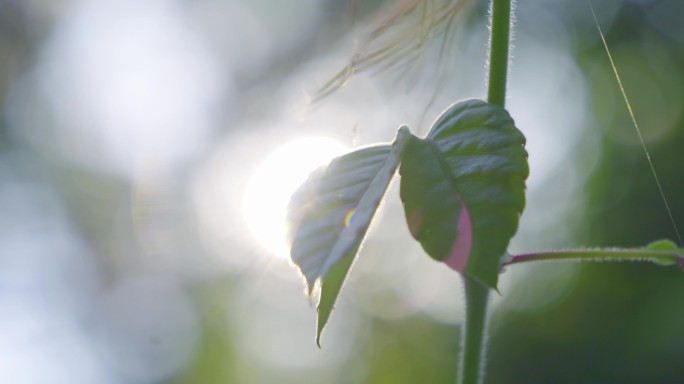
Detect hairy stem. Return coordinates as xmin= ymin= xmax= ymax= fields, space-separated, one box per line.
xmin=458 ymin=1 xmax=512 ymax=383
xmin=503 ymin=248 xmax=684 ymax=269
xmin=459 ymin=276 xmax=490 ymax=384
xmin=487 ymin=0 xmax=512 ymax=108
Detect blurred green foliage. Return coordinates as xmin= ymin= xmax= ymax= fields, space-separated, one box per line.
xmin=488 ymin=3 xmax=684 ymax=383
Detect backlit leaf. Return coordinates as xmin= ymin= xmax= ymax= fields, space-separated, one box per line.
xmin=399 ymin=99 xmax=528 ymax=288
xmin=287 ymin=127 xmax=410 ymax=345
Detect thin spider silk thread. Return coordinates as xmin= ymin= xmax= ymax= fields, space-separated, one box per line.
xmin=587 ymin=0 xmax=683 ymax=246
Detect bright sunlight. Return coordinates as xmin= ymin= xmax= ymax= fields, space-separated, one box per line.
xmin=242 ymin=137 xmax=349 ymax=258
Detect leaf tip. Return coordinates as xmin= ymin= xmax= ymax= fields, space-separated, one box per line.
xmin=305 ymin=284 xmax=316 ymax=300
xmin=315 ymin=317 xmax=326 ymax=348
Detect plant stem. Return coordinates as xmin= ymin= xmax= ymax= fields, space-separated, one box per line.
xmin=503 ymin=248 xmax=684 ymax=269
xmin=457 ymin=1 xmax=512 ymax=383
xmin=487 ymin=0 xmax=512 ymax=108
xmin=458 ymin=276 xmax=490 ymax=384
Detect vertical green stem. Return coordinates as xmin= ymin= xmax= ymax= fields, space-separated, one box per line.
xmin=487 ymin=0 xmax=512 ymax=108
xmin=458 ymin=1 xmax=512 ymax=383
xmin=458 ymin=277 xmax=490 ymax=384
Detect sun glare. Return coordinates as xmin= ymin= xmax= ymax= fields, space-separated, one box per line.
xmin=242 ymin=137 xmax=348 ymax=259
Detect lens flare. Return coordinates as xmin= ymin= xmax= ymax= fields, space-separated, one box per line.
xmin=343 ymin=209 xmax=356 ymax=228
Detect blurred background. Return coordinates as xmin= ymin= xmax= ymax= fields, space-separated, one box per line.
xmin=1 ymin=0 xmax=683 ymax=383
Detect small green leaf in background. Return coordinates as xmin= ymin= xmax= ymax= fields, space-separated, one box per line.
xmin=646 ymin=239 xmax=684 ymax=267
xmin=399 ymin=99 xmax=528 ymax=289
xmin=647 ymin=239 xmax=679 ymax=252
xmin=287 ymin=127 xmax=410 ymax=346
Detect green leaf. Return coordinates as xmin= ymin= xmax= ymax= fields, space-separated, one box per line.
xmin=287 ymin=127 xmax=410 ymax=346
xmin=646 ymin=239 xmax=679 ymax=252
xmin=399 ymin=99 xmax=528 ymax=288
xmin=646 ymin=239 xmax=684 ymax=266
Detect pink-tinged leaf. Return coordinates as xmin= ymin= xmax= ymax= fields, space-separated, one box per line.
xmin=445 ymin=198 xmax=472 ymax=272
xmin=399 ymin=99 xmax=527 ymax=288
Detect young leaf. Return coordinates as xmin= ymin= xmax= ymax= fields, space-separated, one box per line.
xmin=646 ymin=239 xmax=683 ymax=266
xmin=287 ymin=127 xmax=410 ymax=345
xmin=647 ymin=239 xmax=679 ymax=251
xmin=399 ymin=99 xmax=528 ymax=288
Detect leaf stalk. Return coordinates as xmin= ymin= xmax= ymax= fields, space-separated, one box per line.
xmin=503 ymin=248 xmax=684 ymax=269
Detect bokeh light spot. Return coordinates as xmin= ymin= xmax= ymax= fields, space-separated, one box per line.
xmin=242 ymin=137 xmax=348 ymax=258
